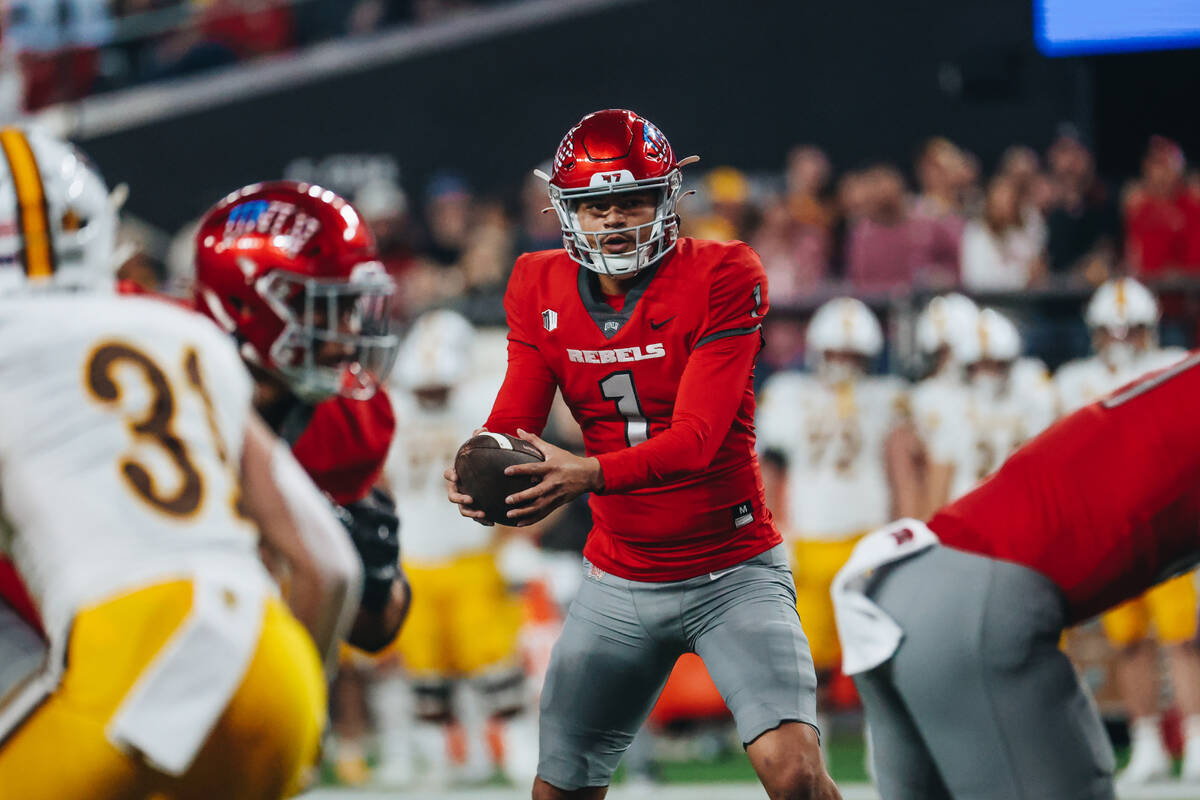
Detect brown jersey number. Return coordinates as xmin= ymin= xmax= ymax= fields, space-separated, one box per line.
xmin=85 ymin=342 xmax=226 ymax=518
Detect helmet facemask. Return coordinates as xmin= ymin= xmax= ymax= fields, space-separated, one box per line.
xmin=1094 ymin=324 xmax=1154 ymax=371
xmin=257 ymin=262 xmax=399 ymax=402
xmin=549 ymin=171 xmax=682 ymax=276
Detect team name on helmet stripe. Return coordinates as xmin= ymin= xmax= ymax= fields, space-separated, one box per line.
xmin=0 ymin=127 xmax=56 ymax=280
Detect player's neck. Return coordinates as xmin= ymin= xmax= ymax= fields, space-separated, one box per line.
xmin=596 ymin=272 xmax=640 ymax=297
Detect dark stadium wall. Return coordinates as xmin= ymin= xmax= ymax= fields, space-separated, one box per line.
xmin=77 ymin=0 xmax=1158 ymax=231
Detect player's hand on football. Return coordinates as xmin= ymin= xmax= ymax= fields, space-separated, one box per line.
xmin=444 ymin=428 xmax=494 ymax=526
xmin=502 ymin=428 xmax=603 ymax=526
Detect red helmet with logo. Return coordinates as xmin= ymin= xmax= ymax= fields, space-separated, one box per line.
xmin=548 ymin=109 xmax=688 ymax=276
xmin=193 ymin=180 xmax=399 ymax=402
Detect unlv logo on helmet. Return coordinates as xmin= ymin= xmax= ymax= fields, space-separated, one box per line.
xmin=222 ymin=199 xmax=322 ymax=259
xmin=642 ymin=121 xmax=670 ymax=163
xmin=553 ymin=129 xmax=577 ymax=175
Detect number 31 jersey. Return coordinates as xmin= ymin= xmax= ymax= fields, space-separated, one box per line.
xmin=488 ymin=238 xmax=781 ymax=581
xmin=0 ymin=294 xmax=258 ymax=647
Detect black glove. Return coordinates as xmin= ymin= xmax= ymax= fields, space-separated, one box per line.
xmin=334 ymin=488 xmax=401 ymax=614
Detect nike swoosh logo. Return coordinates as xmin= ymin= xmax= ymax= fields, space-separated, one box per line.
xmin=708 ymin=566 xmax=744 ymax=581
xmin=649 ymin=316 xmax=675 ymax=330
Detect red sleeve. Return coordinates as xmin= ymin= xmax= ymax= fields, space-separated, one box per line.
xmin=484 ymin=257 xmax=557 ymax=435
xmin=596 ymin=245 xmax=766 ymax=493
xmin=485 ymin=340 xmax=557 ymax=436
xmin=292 ymin=391 xmax=396 ymax=505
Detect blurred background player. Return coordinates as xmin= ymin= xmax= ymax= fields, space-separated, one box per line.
xmin=368 ymin=309 xmax=537 ymax=789
xmin=757 ymin=296 xmax=918 ymax=690
xmin=910 ymin=293 xmax=980 ymax=437
xmin=922 ymin=308 xmax=1056 ymax=513
xmin=1055 ymin=277 xmax=1199 ymax=785
xmin=0 ymin=125 xmax=362 ymax=800
xmin=192 ymin=181 xmax=410 ymax=655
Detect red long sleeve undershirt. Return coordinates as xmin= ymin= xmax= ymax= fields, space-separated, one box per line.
xmin=486 ymin=329 xmax=761 ymax=495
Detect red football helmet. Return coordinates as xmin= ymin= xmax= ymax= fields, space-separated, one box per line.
xmin=193 ymin=181 xmax=399 ymax=402
xmin=548 ymin=109 xmax=688 ymax=276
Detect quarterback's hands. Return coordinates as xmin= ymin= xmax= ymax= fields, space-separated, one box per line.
xmin=503 ymin=429 xmax=603 ymax=526
xmin=444 ymin=427 xmax=493 ymax=526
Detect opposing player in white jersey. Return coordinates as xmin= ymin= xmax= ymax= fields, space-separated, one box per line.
xmin=757 ymin=297 xmax=916 ymax=675
xmin=909 ymin=293 xmax=979 ymax=484
xmin=373 ymin=309 xmax=537 ymax=787
xmin=923 ymin=308 xmax=1055 ymax=509
xmin=1054 ymin=277 xmax=1199 ymax=786
xmin=0 ymin=126 xmax=362 ymax=800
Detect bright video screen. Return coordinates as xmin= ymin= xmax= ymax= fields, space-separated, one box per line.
xmin=1035 ymin=0 xmax=1200 ymax=55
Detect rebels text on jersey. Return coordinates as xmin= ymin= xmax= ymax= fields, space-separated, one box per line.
xmin=928 ymin=351 xmax=1200 ymax=623
xmin=486 ymin=238 xmax=781 ymax=581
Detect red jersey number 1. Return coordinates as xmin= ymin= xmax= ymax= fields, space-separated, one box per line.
xmin=600 ymin=371 xmax=649 ymax=447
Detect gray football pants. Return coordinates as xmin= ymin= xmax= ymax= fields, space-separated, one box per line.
xmin=855 ymin=546 xmax=1115 ymax=800
xmin=537 ymin=544 xmax=818 ymax=791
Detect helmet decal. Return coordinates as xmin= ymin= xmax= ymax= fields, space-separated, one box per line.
xmin=642 ymin=120 xmax=671 ymax=163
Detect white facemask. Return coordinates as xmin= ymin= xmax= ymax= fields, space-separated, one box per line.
xmin=819 ymin=359 xmax=862 ymax=385
xmin=1102 ymin=341 xmax=1136 ymax=371
xmin=969 ymin=372 xmax=1006 ymax=402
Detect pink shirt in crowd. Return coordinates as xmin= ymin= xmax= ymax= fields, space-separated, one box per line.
xmin=846 ymin=214 xmax=961 ymax=292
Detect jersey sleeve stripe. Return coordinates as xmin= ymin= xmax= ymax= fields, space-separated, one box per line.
xmin=0 ymin=128 xmax=56 ymax=280
xmin=694 ymin=324 xmax=762 ymax=348
xmin=1102 ymin=351 xmax=1200 ymax=408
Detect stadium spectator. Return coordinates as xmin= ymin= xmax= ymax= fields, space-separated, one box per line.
xmin=515 ymin=165 xmax=562 ymax=254
xmin=998 ymin=145 xmax=1040 ymax=197
xmin=751 ymin=199 xmax=829 ymax=306
xmin=199 ymin=0 xmax=295 ymax=60
xmin=785 ymin=145 xmax=835 ymax=230
xmin=354 ymin=177 xmax=421 ymax=315
xmin=4 ymin=0 xmax=110 ymax=109
xmin=912 ymin=137 xmax=970 ymax=238
xmin=422 ymin=172 xmax=473 ymax=267
xmin=845 ymin=164 xmax=959 ymax=293
xmin=1044 ymin=129 xmax=1120 ymax=282
xmin=960 ymin=175 xmax=1046 ymax=290
xmin=1185 ymin=170 xmax=1200 ymax=269
xmin=1125 ymin=136 xmax=1195 ymax=276
xmin=687 ymin=166 xmax=755 ymax=242
xmin=458 ymin=200 xmax=512 ymax=297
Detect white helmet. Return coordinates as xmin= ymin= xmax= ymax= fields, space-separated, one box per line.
xmin=0 ymin=126 xmax=116 ymax=295
xmin=1085 ymin=278 xmax=1159 ymax=333
xmin=951 ymin=308 xmax=1021 ymax=365
xmin=807 ymin=297 xmax=884 ymax=359
xmin=915 ymin=293 xmax=979 ymax=355
xmin=397 ymin=309 xmax=475 ymax=391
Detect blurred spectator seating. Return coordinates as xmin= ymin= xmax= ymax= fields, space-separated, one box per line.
xmin=845 ymin=164 xmax=961 ymax=293
xmin=1124 ymin=136 xmax=1200 ymax=277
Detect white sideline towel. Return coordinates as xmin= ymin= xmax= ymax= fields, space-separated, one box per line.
xmin=831 ymin=518 xmax=938 ymax=676
xmin=106 ymin=562 xmax=268 ymax=775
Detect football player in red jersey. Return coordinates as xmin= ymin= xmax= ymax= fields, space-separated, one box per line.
xmin=194 ymin=181 xmax=410 ymax=651
xmin=446 ymin=110 xmax=840 ymax=800
xmin=833 ymin=352 xmax=1200 ymax=800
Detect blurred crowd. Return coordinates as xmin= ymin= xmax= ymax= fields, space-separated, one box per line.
xmin=128 ymin=128 xmax=1200 ymax=385
xmin=0 ymin=0 xmax=503 ymax=111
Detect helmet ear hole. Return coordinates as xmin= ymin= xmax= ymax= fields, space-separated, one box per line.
xmin=61 ymin=208 xmax=84 ymax=232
